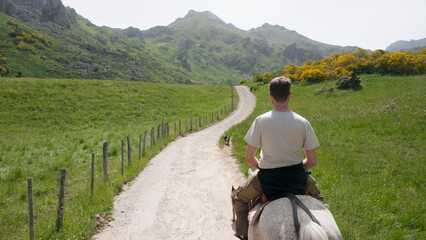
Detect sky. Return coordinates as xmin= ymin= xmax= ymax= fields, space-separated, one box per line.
xmin=61 ymin=0 xmax=426 ymax=50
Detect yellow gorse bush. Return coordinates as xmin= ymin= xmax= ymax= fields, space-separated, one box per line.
xmin=277 ymin=48 xmax=426 ymax=83
xmin=0 ymin=53 xmax=7 ymax=73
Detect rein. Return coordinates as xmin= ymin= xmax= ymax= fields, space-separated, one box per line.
xmin=286 ymin=193 xmax=321 ymax=237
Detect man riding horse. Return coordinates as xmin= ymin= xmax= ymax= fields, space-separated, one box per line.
xmin=232 ymin=76 xmax=324 ymax=240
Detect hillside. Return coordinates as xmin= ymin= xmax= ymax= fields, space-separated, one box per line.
xmin=226 ymin=74 xmax=426 ymax=239
xmin=0 ymin=0 xmax=358 ymax=83
xmin=386 ymin=38 xmax=426 ymax=52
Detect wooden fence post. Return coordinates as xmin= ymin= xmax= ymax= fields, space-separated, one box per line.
xmin=127 ymin=135 xmax=131 ymax=166
xmin=190 ymin=118 xmax=193 ymax=131
xmin=28 ymin=178 xmax=35 ymax=240
xmin=179 ymin=120 xmax=181 ymax=134
xmin=139 ymin=134 xmax=142 ymax=160
xmin=152 ymin=127 xmax=155 ymax=145
xmin=103 ymin=142 xmax=108 ymax=182
xmin=157 ymin=125 xmax=160 ymax=140
xmin=56 ymin=168 xmax=67 ymax=231
xmin=91 ymin=153 xmax=95 ymax=200
xmin=231 ymin=84 xmax=234 ymax=108
xmin=199 ymin=116 xmax=201 ymax=127
xmin=121 ymin=140 xmax=124 ymax=175
xmin=143 ymin=130 xmax=147 ymax=156
xmin=161 ymin=123 xmax=164 ymax=138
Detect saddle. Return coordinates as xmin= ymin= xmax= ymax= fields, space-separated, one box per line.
xmin=248 ymin=193 xmax=321 ymax=237
xmin=248 ymin=193 xmax=267 ymax=211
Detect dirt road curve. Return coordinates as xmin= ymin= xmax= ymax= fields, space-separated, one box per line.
xmin=94 ymin=86 xmax=256 ymax=240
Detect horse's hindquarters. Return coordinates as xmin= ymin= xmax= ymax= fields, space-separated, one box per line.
xmin=249 ymin=196 xmax=342 ymax=240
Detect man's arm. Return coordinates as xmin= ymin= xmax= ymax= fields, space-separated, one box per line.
xmin=245 ymin=144 xmax=260 ymax=169
xmin=303 ymin=148 xmax=317 ymax=169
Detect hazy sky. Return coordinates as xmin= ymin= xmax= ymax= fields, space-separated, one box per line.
xmin=61 ymin=0 xmax=426 ymax=50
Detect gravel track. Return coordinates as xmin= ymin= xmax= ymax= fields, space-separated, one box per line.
xmin=94 ymin=86 xmax=256 ymax=240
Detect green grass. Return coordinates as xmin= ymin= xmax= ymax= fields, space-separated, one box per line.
xmin=226 ymin=74 xmax=425 ymax=239
xmin=0 ymin=77 xmax=236 ymax=239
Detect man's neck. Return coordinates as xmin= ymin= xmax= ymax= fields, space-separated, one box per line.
xmin=273 ymin=103 xmax=291 ymax=112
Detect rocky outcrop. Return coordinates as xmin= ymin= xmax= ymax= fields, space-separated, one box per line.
xmin=0 ymin=0 xmax=16 ymax=16
xmin=283 ymin=43 xmax=323 ymax=63
xmin=40 ymin=0 xmax=72 ymax=27
xmin=336 ymin=73 xmax=361 ymax=90
xmin=1 ymin=0 xmax=75 ymax=28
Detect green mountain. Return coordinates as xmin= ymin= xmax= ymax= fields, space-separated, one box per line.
xmin=386 ymin=38 xmax=426 ymax=52
xmin=0 ymin=1 xmax=358 ymax=84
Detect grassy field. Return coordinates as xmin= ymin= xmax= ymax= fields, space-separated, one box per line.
xmin=225 ymin=74 xmax=425 ymax=239
xmin=0 ymin=77 xmax=237 ymax=239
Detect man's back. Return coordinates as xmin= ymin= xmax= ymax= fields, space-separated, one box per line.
xmin=244 ymin=110 xmax=319 ymax=169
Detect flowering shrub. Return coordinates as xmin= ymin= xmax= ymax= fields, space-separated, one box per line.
xmin=276 ymin=47 xmax=426 ymax=83
xmin=9 ymin=30 xmax=50 ymax=54
xmin=0 ymin=54 xmax=7 ymax=74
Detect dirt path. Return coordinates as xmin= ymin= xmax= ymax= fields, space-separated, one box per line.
xmin=94 ymin=86 xmax=256 ymax=240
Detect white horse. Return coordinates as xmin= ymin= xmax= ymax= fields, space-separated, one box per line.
xmin=233 ymin=170 xmax=342 ymax=240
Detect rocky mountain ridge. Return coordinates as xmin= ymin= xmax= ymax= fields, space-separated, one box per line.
xmin=0 ymin=1 xmax=358 ymax=83
xmin=0 ymin=0 xmax=75 ymax=27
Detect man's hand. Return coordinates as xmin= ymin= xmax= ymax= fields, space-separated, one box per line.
xmin=303 ymin=149 xmax=317 ymax=169
xmin=245 ymin=144 xmax=260 ymax=169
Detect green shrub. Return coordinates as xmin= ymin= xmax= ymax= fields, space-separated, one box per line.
xmin=336 ymin=73 xmax=361 ymax=90
xmin=7 ymin=19 xmax=19 ymax=27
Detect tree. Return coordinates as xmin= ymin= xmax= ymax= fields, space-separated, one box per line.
xmin=252 ymin=72 xmax=263 ymax=82
xmin=353 ymin=48 xmax=368 ymax=59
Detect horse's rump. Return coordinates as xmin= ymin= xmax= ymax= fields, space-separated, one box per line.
xmin=248 ymin=195 xmax=341 ymax=240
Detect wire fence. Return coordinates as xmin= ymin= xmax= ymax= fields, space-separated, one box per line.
xmin=24 ymin=101 xmax=235 ymax=239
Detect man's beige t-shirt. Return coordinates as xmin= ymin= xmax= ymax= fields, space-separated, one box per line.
xmin=244 ymin=110 xmax=319 ymax=169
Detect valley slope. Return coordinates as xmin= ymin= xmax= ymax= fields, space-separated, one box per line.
xmin=0 ymin=0 xmax=358 ymax=83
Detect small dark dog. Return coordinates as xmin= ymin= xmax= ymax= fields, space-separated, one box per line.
xmin=224 ymin=135 xmax=231 ymax=146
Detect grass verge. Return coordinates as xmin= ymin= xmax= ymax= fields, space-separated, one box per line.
xmin=0 ymin=77 xmax=237 ymax=239
xmin=225 ymin=74 xmax=425 ymax=239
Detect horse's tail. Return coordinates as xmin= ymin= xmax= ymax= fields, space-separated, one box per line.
xmin=299 ymin=221 xmax=328 ymax=240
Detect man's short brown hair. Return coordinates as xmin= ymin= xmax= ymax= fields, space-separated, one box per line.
xmin=269 ymin=76 xmax=292 ymax=102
